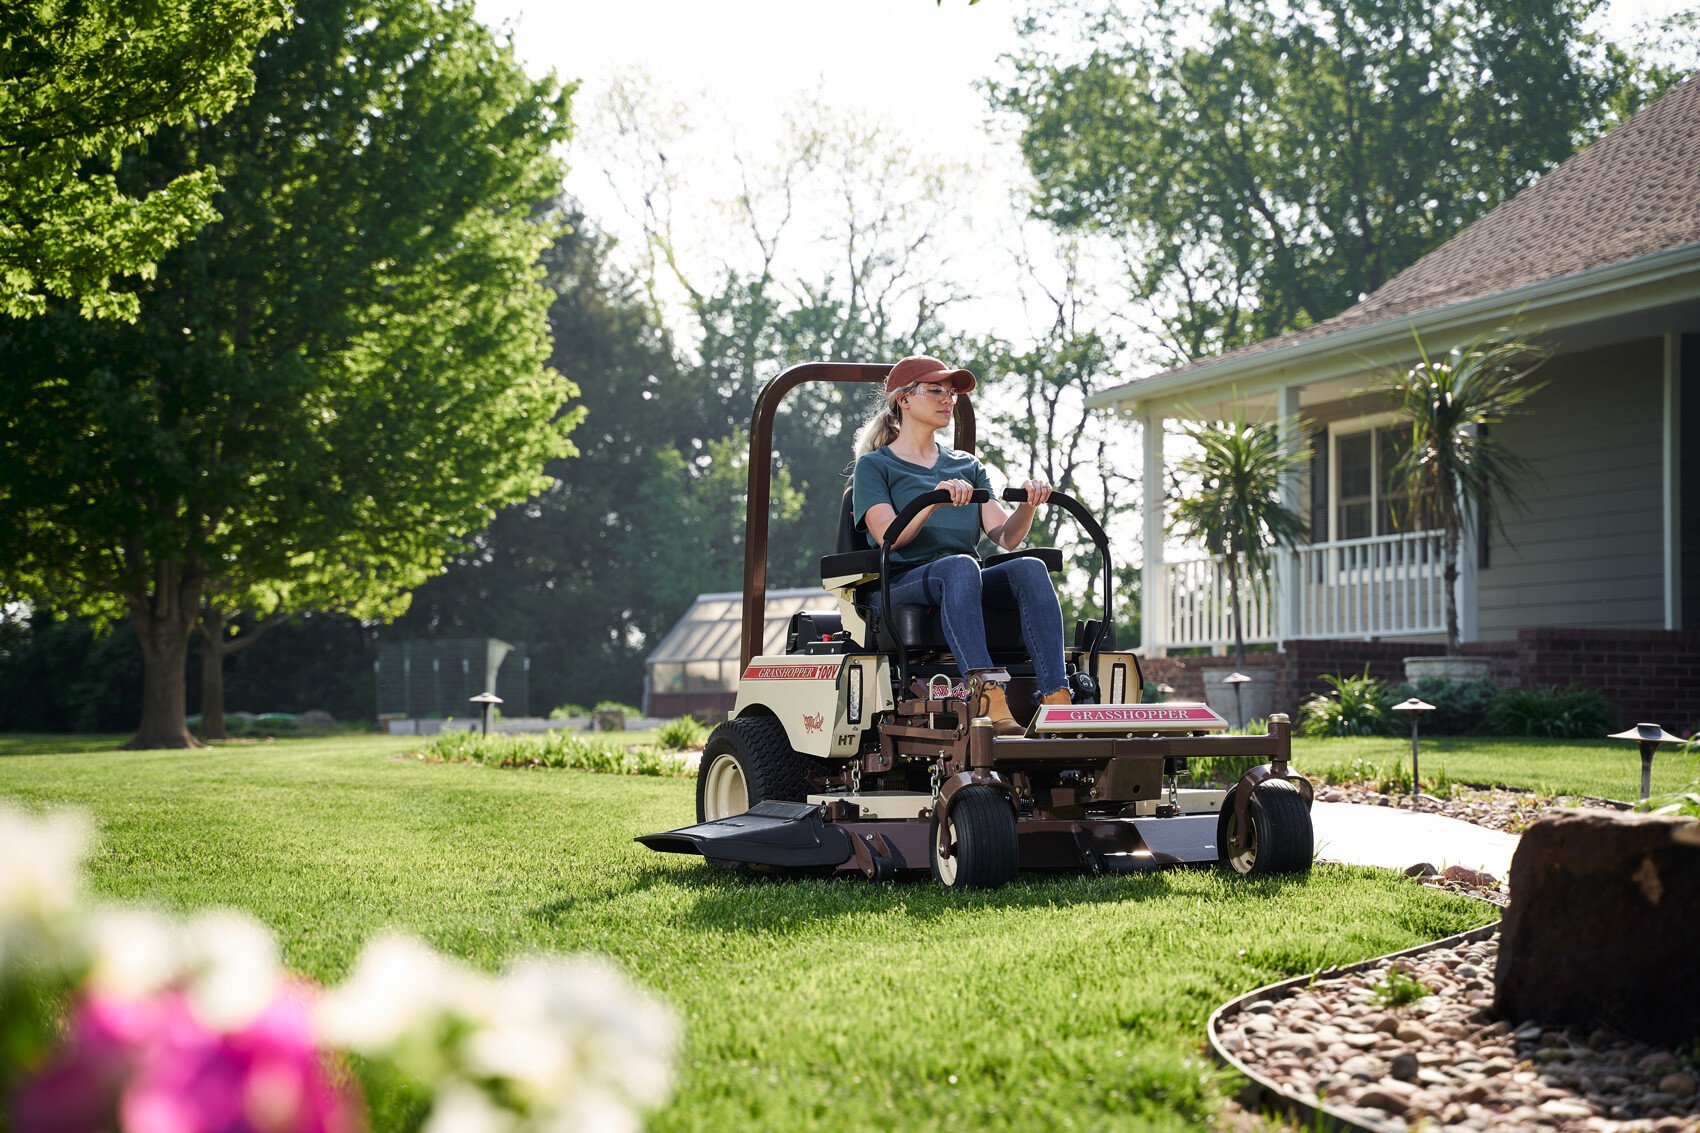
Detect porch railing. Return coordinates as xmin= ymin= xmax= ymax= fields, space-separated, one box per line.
xmin=1157 ymin=530 xmax=1446 ymax=650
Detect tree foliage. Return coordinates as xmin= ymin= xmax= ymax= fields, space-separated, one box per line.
xmin=1376 ymin=331 xmax=1549 ymax=654
xmin=0 ymin=0 xmax=575 ymax=747
xmin=0 ymin=0 xmax=282 ymax=320
xmin=1168 ymin=416 xmax=1308 ymax=666
xmin=992 ymin=0 xmax=1684 ymax=362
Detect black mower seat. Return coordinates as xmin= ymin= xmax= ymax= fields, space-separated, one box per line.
xmin=822 ymin=485 xmax=1061 ymax=656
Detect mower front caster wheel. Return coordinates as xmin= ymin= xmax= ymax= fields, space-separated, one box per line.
xmin=930 ymin=786 xmax=1019 ymax=890
xmin=1218 ymin=779 xmax=1314 ymax=876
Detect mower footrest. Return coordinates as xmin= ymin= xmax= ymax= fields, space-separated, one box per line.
xmin=636 ymin=800 xmax=855 ymax=869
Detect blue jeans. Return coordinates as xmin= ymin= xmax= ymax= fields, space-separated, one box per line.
xmin=872 ymin=554 xmax=1067 ymax=695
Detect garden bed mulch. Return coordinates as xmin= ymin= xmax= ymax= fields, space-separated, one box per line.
xmin=1210 ymin=926 xmax=1700 ymax=1132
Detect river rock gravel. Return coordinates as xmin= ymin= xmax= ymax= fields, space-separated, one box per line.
xmin=1213 ymin=931 xmax=1700 ymax=1131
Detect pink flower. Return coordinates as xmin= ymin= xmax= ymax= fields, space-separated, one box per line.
xmin=12 ymin=984 xmax=361 ymax=1133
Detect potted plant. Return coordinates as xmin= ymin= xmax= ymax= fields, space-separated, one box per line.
xmin=1376 ymin=330 xmax=1549 ymax=682
xmin=1169 ymin=413 xmax=1308 ymax=721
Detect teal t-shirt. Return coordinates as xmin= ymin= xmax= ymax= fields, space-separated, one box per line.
xmin=852 ymin=444 xmax=994 ymax=572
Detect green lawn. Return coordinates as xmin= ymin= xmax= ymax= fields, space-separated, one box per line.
xmin=1291 ymin=735 xmax=1699 ymax=802
xmin=0 ymin=733 xmax=1495 ymax=1130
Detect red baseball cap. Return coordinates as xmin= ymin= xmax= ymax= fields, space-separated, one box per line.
xmin=885 ymin=355 xmax=976 ymax=394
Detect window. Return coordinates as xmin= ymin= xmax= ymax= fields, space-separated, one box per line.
xmin=1331 ymin=418 xmax=1429 ymax=541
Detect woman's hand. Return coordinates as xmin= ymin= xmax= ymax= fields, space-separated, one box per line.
xmin=1019 ymin=478 xmax=1053 ymax=508
xmin=935 ymin=478 xmax=975 ymax=506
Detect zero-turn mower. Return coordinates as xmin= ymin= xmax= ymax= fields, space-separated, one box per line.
xmin=639 ymin=362 xmax=1314 ymax=888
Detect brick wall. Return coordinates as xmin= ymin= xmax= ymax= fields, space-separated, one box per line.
xmin=1513 ymin=627 xmax=1700 ymax=734
xmin=1138 ymin=630 xmax=1698 ymax=734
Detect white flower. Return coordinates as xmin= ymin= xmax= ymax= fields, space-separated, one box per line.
xmin=0 ymin=802 xmax=90 ymax=928
xmin=316 ymin=932 xmax=485 ymax=1054
xmin=499 ymin=955 xmax=679 ymax=1109
xmin=83 ymin=905 xmax=182 ymax=1000
xmin=319 ymin=935 xmax=679 ymax=1133
xmin=420 ymin=1080 xmax=519 ymax=1133
xmin=181 ymin=909 xmax=284 ymax=1031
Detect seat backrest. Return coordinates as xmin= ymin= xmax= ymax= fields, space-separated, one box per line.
xmin=837 ymin=484 xmax=870 ymax=555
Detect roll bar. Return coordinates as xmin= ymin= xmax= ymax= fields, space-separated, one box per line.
xmin=741 ymin=363 xmax=975 ymax=668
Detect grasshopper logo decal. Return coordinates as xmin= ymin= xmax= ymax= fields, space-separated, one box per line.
xmin=802 ymin=713 xmax=825 ymax=733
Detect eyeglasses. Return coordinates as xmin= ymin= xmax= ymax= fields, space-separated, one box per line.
xmin=910 ymin=385 xmax=958 ymax=402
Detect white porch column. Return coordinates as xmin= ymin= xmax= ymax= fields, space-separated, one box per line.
xmin=1141 ymin=411 xmax=1166 ymax=657
xmin=1456 ymin=424 xmax=1480 ymax=644
xmin=1664 ymin=332 xmax=1683 ymax=629
xmin=1277 ymin=385 xmax=1303 ymax=647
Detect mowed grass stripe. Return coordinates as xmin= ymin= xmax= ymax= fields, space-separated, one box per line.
xmin=0 ymin=735 xmax=1494 ymax=1130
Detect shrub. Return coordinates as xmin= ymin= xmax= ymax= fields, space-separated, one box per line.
xmin=593 ymin=700 xmax=641 ymax=731
xmin=547 ymin=703 xmax=590 ymax=721
xmin=295 ymin=709 xmax=337 ymax=734
xmin=1299 ymin=670 xmax=1396 ymax=738
xmin=655 ymin=717 xmax=707 ymax=751
xmin=414 ymin=731 xmax=694 ymax=778
xmin=1485 ymin=685 xmax=1616 ymax=739
xmin=1388 ymin=676 xmax=1498 ymax=735
xmin=1186 ymin=754 xmax=1261 ymax=787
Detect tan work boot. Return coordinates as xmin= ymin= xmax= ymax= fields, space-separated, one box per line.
xmin=1039 ymin=687 xmax=1072 ymax=708
xmin=977 ymin=682 xmax=1026 ymax=737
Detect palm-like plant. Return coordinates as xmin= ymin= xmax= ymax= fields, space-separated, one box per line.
xmin=1377 ymin=331 xmax=1550 ymax=655
xmin=1169 ymin=415 xmax=1308 ymax=668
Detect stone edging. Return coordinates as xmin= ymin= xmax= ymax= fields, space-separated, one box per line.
xmin=1205 ymin=922 xmax=1503 ymax=1131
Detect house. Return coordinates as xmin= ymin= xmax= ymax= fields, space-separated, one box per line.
xmin=1088 ymin=75 xmax=1700 ymax=730
xmin=644 ymin=588 xmax=833 ymax=721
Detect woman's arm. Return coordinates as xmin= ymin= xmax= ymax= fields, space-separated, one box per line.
xmin=865 ymin=478 xmax=977 ymax=548
xmin=983 ymin=478 xmax=1053 ymax=550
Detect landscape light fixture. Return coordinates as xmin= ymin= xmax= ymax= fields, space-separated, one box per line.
xmin=1392 ymin=697 xmax=1436 ymax=794
xmin=469 ymin=692 xmax=503 ymax=736
xmin=1224 ymin=671 xmax=1251 ymax=730
xmin=1607 ymin=722 xmax=1684 ymax=803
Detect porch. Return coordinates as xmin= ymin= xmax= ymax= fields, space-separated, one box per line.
xmin=1152 ymin=529 xmax=1455 ymax=653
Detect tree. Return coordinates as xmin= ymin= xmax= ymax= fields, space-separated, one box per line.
xmin=966 ymin=231 xmax=1144 ymax=639
xmin=1377 ymin=332 xmax=1549 ymax=655
xmin=1168 ymin=417 xmax=1308 ymax=668
xmin=0 ymin=0 xmax=282 ymax=320
xmin=0 ymin=0 xmax=575 ymax=749
xmin=991 ymin=0 xmax=1681 ymax=363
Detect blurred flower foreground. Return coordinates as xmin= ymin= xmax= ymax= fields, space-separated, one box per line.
xmin=0 ymin=802 xmax=679 ymax=1132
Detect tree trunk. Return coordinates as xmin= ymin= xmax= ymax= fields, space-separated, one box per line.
xmin=123 ymin=561 xmax=203 ymax=750
xmin=200 ymin=606 xmax=229 ymax=742
xmin=1442 ymin=527 xmax=1462 ymax=657
xmin=1228 ymin=558 xmax=1247 ymax=670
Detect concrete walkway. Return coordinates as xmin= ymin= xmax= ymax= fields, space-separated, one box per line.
xmin=1310 ymin=801 xmax=1520 ymax=879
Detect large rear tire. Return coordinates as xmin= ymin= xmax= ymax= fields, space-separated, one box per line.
xmin=930 ymin=785 xmax=1019 ymax=890
xmin=1218 ymin=779 xmax=1313 ymax=876
xmin=696 ymin=716 xmax=818 ymax=823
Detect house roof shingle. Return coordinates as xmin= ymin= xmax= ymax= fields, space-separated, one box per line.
xmin=1120 ymin=73 xmax=1700 ymax=387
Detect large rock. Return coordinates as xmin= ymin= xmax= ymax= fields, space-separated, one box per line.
xmin=1495 ymin=809 xmax=1700 ymax=1045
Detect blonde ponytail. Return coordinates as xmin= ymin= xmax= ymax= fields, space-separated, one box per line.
xmin=853 ymin=383 xmax=919 ymax=456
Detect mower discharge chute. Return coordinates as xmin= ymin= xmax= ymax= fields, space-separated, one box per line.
xmin=638 ymin=362 xmax=1314 ymax=888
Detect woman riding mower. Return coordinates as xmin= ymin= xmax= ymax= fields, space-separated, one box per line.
xmin=851 ymin=354 xmax=1071 ymax=736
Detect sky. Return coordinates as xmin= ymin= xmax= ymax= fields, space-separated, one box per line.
xmin=470 ymin=0 xmax=1695 ymax=351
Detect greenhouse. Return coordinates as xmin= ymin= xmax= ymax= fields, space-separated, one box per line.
xmin=644 ymin=588 xmax=833 ymax=720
